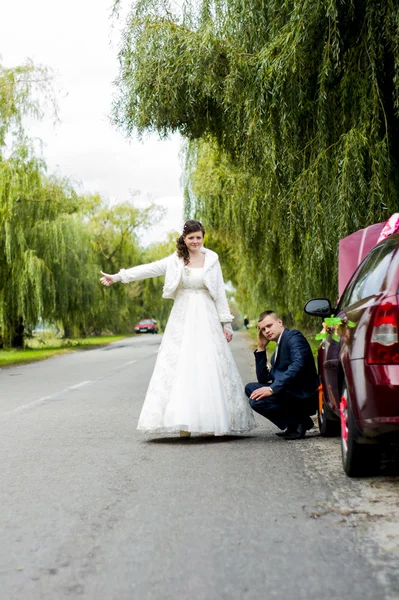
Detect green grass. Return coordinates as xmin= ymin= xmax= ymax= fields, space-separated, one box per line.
xmin=0 ymin=334 xmax=131 ymax=367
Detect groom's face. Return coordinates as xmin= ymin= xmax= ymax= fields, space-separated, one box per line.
xmin=258 ymin=315 xmax=284 ymax=343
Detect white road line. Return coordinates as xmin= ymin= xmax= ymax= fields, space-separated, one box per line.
xmin=10 ymin=396 xmax=54 ymax=415
xmin=97 ymin=359 xmax=137 ymax=379
xmin=69 ymin=380 xmax=92 ymax=390
xmin=5 ymin=381 xmax=93 ymax=416
xmin=2 ymin=359 xmax=138 ymax=417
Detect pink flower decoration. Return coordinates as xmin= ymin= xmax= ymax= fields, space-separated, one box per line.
xmin=377 ymin=213 xmax=399 ymax=243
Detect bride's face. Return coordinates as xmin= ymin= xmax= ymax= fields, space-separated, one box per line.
xmin=184 ymin=231 xmax=203 ymax=251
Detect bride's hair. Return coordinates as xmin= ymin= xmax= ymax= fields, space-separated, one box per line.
xmin=176 ymin=220 xmax=206 ymax=264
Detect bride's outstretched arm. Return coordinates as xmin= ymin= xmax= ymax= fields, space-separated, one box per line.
xmin=99 ymin=256 xmax=170 ymax=286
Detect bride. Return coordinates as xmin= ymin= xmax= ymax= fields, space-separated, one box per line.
xmin=100 ymin=220 xmax=255 ymax=437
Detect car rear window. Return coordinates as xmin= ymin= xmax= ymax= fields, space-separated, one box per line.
xmin=139 ymin=320 xmax=153 ymax=324
xmin=340 ymin=238 xmax=398 ymax=308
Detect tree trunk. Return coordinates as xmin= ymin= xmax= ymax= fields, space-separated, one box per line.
xmin=11 ymin=318 xmax=25 ymax=349
xmin=63 ymin=325 xmax=72 ymax=339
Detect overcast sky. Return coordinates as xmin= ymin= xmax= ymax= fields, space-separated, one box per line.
xmin=0 ymin=0 xmax=184 ymax=245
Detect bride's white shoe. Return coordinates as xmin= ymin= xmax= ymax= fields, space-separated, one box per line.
xmin=179 ymin=430 xmax=191 ymax=438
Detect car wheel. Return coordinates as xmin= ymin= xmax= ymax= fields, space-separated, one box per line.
xmin=340 ymin=382 xmax=380 ymax=477
xmin=318 ymin=384 xmax=340 ymax=437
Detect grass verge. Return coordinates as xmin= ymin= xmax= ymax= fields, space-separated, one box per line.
xmin=0 ymin=335 xmax=130 ymax=368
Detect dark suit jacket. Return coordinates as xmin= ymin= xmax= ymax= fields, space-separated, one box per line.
xmin=254 ymin=328 xmax=318 ymax=400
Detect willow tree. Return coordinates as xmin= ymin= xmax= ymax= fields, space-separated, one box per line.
xmin=1 ymin=62 xmax=100 ymax=345
xmin=0 ymin=60 xmax=73 ymax=346
xmin=0 ymin=58 xmax=174 ymax=346
xmin=113 ymin=0 xmax=399 ymax=321
xmin=83 ymin=194 xmax=166 ymax=335
xmin=0 ymin=146 xmax=95 ymax=345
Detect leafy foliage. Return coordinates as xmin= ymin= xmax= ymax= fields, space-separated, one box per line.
xmin=113 ymin=0 xmax=399 ymax=322
xmin=0 ymin=60 xmax=57 ymax=147
xmin=0 ymin=59 xmax=169 ymax=346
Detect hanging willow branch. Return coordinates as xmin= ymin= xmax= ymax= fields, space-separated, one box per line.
xmin=113 ymin=0 xmax=399 ymax=321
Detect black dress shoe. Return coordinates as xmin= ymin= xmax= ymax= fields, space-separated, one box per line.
xmin=283 ymin=422 xmax=307 ymax=440
xmin=275 ymin=425 xmax=296 ymax=437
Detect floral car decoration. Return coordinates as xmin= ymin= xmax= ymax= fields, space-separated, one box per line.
xmin=315 ymin=316 xmax=356 ymax=343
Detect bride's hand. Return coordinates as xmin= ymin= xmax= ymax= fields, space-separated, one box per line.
xmin=223 ymin=328 xmax=233 ymax=343
xmin=100 ymin=271 xmax=116 ymax=286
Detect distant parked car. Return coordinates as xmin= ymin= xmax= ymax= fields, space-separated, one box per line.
xmin=304 ymin=233 xmax=399 ymax=477
xmin=134 ymin=319 xmax=159 ymax=334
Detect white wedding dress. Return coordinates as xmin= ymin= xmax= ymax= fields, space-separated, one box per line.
xmin=137 ymin=267 xmax=256 ymax=435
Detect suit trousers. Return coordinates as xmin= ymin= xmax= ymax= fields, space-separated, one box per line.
xmin=245 ymin=382 xmax=316 ymax=431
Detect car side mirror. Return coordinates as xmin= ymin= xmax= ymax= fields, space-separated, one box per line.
xmin=304 ymin=298 xmax=332 ymax=318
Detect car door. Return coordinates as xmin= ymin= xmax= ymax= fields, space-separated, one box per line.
xmin=322 ymin=276 xmax=358 ymax=412
xmin=320 ymin=335 xmax=341 ymax=412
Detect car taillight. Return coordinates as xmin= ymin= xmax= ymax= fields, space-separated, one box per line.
xmin=367 ymin=300 xmax=399 ymax=364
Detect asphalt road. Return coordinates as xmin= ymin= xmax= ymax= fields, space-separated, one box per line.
xmin=1 ymin=332 xmax=399 ymax=600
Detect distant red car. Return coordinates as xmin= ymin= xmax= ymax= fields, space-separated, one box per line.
xmin=134 ymin=319 xmax=159 ymax=334
xmin=305 ymin=233 xmax=399 ymax=477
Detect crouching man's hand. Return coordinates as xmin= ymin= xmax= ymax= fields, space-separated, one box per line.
xmin=257 ymin=326 xmax=268 ymax=352
xmin=250 ymin=386 xmax=273 ymax=401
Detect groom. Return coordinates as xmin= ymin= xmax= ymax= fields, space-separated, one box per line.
xmin=245 ymin=311 xmax=318 ymax=440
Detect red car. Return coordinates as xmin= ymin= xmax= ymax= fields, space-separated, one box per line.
xmin=134 ymin=319 xmax=159 ymax=334
xmin=305 ymin=233 xmax=399 ymax=477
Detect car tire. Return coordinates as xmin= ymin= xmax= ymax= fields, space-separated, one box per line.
xmin=340 ymin=381 xmax=380 ymax=477
xmin=318 ymin=384 xmax=340 ymax=437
